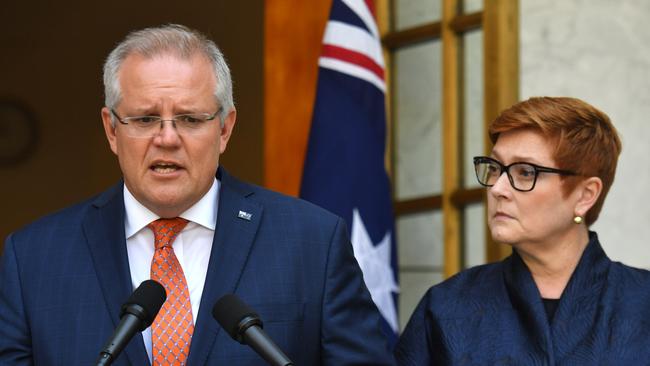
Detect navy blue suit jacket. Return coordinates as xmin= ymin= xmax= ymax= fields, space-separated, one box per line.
xmin=0 ymin=168 xmax=394 ymax=365
xmin=396 ymin=232 xmax=650 ymax=365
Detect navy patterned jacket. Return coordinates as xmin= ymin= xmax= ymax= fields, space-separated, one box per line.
xmin=396 ymin=232 xmax=650 ymax=365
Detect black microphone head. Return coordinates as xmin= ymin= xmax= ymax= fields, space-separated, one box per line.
xmin=120 ymin=279 xmax=167 ymax=331
xmin=212 ymin=294 xmax=262 ymax=343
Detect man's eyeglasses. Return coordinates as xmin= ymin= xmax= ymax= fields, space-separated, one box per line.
xmin=111 ymin=108 xmax=222 ymax=138
xmin=473 ymin=156 xmax=576 ymax=192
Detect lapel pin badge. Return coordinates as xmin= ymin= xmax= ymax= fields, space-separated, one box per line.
xmin=238 ymin=210 xmax=252 ymax=221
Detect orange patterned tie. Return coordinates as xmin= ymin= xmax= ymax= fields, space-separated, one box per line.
xmin=149 ymin=218 xmax=194 ymax=366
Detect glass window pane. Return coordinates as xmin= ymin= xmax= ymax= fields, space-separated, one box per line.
xmin=461 ymin=29 xmax=484 ymax=188
xmin=398 ymin=271 xmax=443 ymax=331
xmin=463 ymin=202 xmax=486 ymax=268
xmin=395 ymin=40 xmax=443 ymax=200
xmin=395 ymin=0 xmax=441 ymax=31
xmin=397 ymin=210 xmax=444 ymax=268
xmin=462 ymin=0 xmax=483 ymax=13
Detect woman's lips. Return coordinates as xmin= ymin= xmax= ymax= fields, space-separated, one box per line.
xmin=493 ymin=211 xmax=514 ymax=220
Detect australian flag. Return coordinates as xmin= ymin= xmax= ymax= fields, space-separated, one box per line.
xmin=300 ymin=0 xmax=399 ymax=345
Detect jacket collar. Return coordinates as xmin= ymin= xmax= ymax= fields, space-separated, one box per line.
xmin=187 ymin=167 xmax=263 ymax=365
xmin=503 ymin=231 xmax=611 ymax=361
xmin=83 ymin=180 xmax=150 ymax=365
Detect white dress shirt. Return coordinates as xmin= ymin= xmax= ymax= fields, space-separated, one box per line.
xmin=123 ymin=178 xmax=219 ymax=362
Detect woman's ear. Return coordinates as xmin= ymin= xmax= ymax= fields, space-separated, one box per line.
xmin=574 ymin=177 xmax=603 ymax=217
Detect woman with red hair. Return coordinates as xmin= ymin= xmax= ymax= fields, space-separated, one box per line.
xmin=396 ymin=97 xmax=650 ymax=365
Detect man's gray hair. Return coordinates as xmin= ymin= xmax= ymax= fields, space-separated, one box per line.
xmin=103 ymin=24 xmax=233 ymax=126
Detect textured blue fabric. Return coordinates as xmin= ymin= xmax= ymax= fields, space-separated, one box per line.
xmin=396 ymin=232 xmax=650 ymax=365
xmin=0 ymin=168 xmax=395 ymax=365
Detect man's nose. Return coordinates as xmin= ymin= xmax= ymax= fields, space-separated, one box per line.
xmin=154 ymin=119 xmax=182 ymax=144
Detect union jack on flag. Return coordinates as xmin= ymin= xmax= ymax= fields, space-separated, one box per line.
xmin=301 ymin=0 xmax=399 ymax=345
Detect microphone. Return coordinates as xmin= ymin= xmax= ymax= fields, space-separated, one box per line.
xmin=212 ymin=294 xmax=294 ymax=366
xmin=96 ymin=279 xmax=167 ymax=366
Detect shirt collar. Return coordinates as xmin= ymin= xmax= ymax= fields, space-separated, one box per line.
xmin=123 ymin=178 xmax=220 ymax=238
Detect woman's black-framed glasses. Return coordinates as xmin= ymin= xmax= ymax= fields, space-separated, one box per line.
xmin=473 ymin=156 xmax=576 ymax=192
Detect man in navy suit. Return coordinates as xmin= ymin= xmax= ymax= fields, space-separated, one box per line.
xmin=0 ymin=24 xmax=394 ymax=365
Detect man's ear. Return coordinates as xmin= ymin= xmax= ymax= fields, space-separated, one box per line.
xmin=101 ymin=107 xmax=119 ymax=155
xmin=218 ymin=108 xmax=237 ymax=154
xmin=574 ymin=177 xmax=603 ymax=218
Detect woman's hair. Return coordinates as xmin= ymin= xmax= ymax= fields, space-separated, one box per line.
xmin=489 ymin=97 xmax=621 ymax=226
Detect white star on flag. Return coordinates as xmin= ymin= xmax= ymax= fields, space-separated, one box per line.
xmin=350 ymin=208 xmax=399 ymax=332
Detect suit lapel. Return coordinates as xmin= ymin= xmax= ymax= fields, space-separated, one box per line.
xmin=550 ymin=233 xmax=610 ymax=358
xmin=187 ymin=169 xmax=263 ymax=365
xmin=503 ymin=252 xmax=554 ymax=363
xmin=82 ymin=182 xmax=150 ymax=366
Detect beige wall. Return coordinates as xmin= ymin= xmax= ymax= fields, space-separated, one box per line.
xmin=521 ymin=0 xmax=650 ymax=268
xmin=0 ymin=1 xmax=264 ymax=244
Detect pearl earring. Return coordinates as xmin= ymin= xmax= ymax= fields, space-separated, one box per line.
xmin=573 ymin=215 xmax=583 ymax=224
